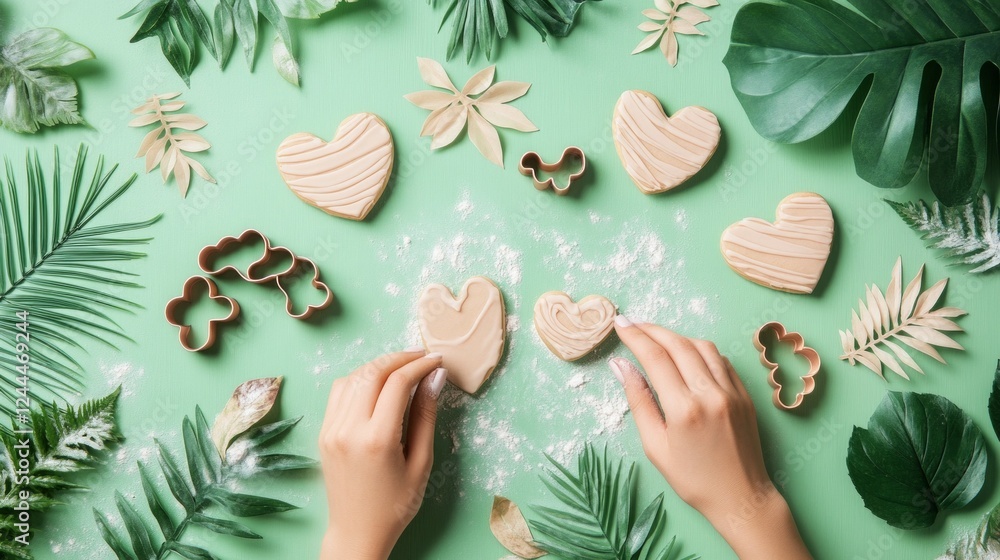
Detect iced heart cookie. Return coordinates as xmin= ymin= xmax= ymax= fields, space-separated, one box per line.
xmin=534 ymin=292 xmax=617 ymax=361
xmin=721 ymin=193 xmax=834 ymax=294
xmin=418 ymin=276 xmax=506 ymax=393
xmin=612 ymin=90 xmax=720 ymax=194
xmin=276 ymin=112 xmax=393 ymax=221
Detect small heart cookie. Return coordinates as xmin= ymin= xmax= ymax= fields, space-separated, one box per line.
xmin=534 ymin=292 xmax=616 ymax=361
xmin=721 ymin=193 xmax=834 ymax=294
xmin=418 ymin=276 xmax=506 ymax=394
xmin=613 ymin=90 xmax=720 ymax=194
xmin=276 ymin=112 xmax=393 ymax=221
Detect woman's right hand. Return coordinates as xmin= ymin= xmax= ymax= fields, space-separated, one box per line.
xmin=610 ymin=317 xmax=812 ymax=560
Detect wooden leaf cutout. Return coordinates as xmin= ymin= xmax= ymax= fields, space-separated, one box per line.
xmin=130 ymin=93 xmax=217 ymax=196
xmin=632 ymin=0 xmax=717 ymax=66
xmin=211 ymin=377 xmax=283 ymax=457
xmin=839 ymin=257 xmax=967 ymax=380
xmin=490 ymin=496 xmax=546 ymax=559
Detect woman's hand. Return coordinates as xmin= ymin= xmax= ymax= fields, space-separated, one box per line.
xmin=610 ymin=317 xmax=812 ymax=560
xmin=319 ymin=348 xmax=447 ymax=560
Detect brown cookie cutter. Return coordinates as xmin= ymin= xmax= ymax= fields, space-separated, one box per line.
xmin=518 ymin=146 xmax=586 ymax=195
xmin=198 ymin=229 xmax=296 ymax=284
xmin=165 ymin=276 xmax=240 ymax=352
xmin=752 ymin=322 xmax=821 ymax=410
xmin=275 ymin=256 xmax=334 ymax=320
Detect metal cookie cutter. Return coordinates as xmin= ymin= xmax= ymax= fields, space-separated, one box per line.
xmin=165 ymin=276 xmax=240 ymax=352
xmin=752 ymin=322 xmax=821 ymax=410
xmin=198 ymin=229 xmax=296 ymax=284
xmin=518 ymin=147 xmax=587 ymax=196
xmin=275 ymin=256 xmax=335 ymax=320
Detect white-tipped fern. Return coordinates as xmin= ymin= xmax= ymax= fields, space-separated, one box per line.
xmin=888 ymin=194 xmax=1000 ymax=274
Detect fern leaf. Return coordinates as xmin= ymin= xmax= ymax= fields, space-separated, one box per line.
xmin=130 ymin=93 xmax=216 ymax=197
xmin=888 ymin=194 xmax=1000 ymax=274
xmin=529 ymin=444 xmax=695 ymax=560
xmin=0 ymin=147 xmax=160 ymax=419
xmin=839 ymin=257 xmax=967 ymax=380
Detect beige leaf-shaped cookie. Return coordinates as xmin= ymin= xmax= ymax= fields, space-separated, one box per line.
xmin=211 ymin=377 xmax=283 ymax=457
xmin=490 ymin=496 xmax=546 ymax=559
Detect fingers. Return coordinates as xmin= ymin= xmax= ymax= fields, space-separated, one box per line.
xmin=405 ymin=367 xmax=447 ymax=478
xmin=633 ymin=323 xmax=717 ymax=393
xmin=372 ymin=354 xmax=444 ymax=429
xmin=610 ymin=357 xmax=665 ymax=454
xmin=614 ymin=316 xmax=689 ymax=408
xmin=690 ymin=339 xmax=737 ymax=394
xmin=345 ymin=349 xmax=427 ymax=417
xmin=725 ymin=357 xmax=752 ymax=402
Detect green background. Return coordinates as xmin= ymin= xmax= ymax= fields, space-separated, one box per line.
xmin=2 ymin=0 xmax=998 ymax=558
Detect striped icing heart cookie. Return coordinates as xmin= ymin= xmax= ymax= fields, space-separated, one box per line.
xmin=276 ymin=113 xmax=393 ymax=221
xmin=534 ymin=292 xmax=616 ymax=362
xmin=613 ymin=90 xmax=720 ymax=194
xmin=418 ymin=276 xmax=506 ymax=394
xmin=721 ymin=193 xmax=834 ymax=295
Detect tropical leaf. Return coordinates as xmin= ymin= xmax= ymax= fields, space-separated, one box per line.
xmin=838 ymin=257 xmax=967 ymax=380
xmin=0 ymin=389 xmax=122 ymax=559
xmin=275 ymin=0 xmax=358 ymax=18
xmin=940 ymin=501 xmax=1000 ymax=559
xmin=528 ymin=444 xmax=697 ymax=560
xmin=631 ymin=0 xmax=718 ymax=66
xmin=990 ymin=360 xmax=1000 ymax=442
xmin=0 ymin=28 xmax=95 ymax=133
xmin=429 ymin=0 xmax=597 ymax=62
xmin=723 ymin=0 xmax=1000 ymax=206
xmin=847 ymin=391 xmax=987 ymax=529
xmin=888 ymin=193 xmax=1000 ymax=274
xmin=130 ymin=92 xmax=216 ymax=197
xmin=121 ymin=0 xmax=218 ymax=86
xmin=0 ymin=147 xmax=160 ymax=420
xmin=94 ymin=379 xmax=315 ymax=559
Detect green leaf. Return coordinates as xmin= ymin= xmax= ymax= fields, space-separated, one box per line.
xmin=272 ymin=35 xmax=300 ymax=86
xmin=0 ymin=28 xmax=94 ymax=133
xmin=723 ymin=0 xmax=1000 ymax=206
xmin=275 ymin=0 xmax=349 ymax=19
xmin=254 ymin=453 xmax=318 ymax=472
xmin=123 ymin=0 xmax=205 ymax=85
xmin=213 ymin=0 xmax=236 ymax=68
xmin=115 ymin=492 xmax=157 ymax=560
xmin=140 ymin=467 xmax=175 ymax=539
xmin=208 ymin=487 xmax=298 ymax=517
xmin=190 ymin=513 xmax=262 ymax=539
xmin=94 ymin=508 xmax=138 ymax=560
xmin=166 ymin=542 xmax=216 ymax=560
xmin=231 ymin=0 xmax=258 ymax=69
xmin=990 ymin=361 xmax=1000 ymax=442
xmin=156 ymin=442 xmax=196 ymax=512
xmin=887 ymin=193 xmax=1000 ymax=273
xmin=847 ymin=391 xmax=988 ymax=529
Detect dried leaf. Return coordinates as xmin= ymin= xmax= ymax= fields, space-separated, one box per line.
xmin=405 ymin=58 xmax=536 ymax=166
xmin=130 ymin=93 xmax=216 ymax=196
xmin=211 ymin=377 xmax=284 ymax=457
xmin=490 ymin=496 xmax=546 ymax=559
xmin=632 ymin=0 xmax=715 ymax=66
xmin=839 ymin=257 xmax=967 ymax=380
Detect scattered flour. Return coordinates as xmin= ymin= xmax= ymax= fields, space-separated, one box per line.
xmin=385 ymin=283 xmax=401 ymax=296
xmin=99 ymin=361 xmax=143 ymax=398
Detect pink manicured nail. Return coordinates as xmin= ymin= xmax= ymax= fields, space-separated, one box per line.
xmin=404 ymin=345 xmax=426 ymax=353
xmin=427 ymin=368 xmax=447 ymax=398
xmin=615 ymin=315 xmax=634 ymax=328
xmin=425 ymin=352 xmax=443 ymax=361
xmin=608 ymin=357 xmax=628 ymax=384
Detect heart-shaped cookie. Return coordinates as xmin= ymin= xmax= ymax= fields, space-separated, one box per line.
xmin=721 ymin=193 xmax=834 ymax=294
xmin=534 ymin=292 xmax=617 ymax=361
xmin=276 ymin=112 xmax=393 ymax=221
xmin=418 ymin=276 xmax=506 ymax=394
xmin=613 ymin=90 xmax=720 ymax=194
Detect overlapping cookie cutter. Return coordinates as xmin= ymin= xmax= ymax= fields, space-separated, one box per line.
xmin=165 ymin=276 xmax=241 ymax=352
xmin=198 ymin=229 xmax=296 ymax=284
xmin=276 ymin=256 xmax=335 ymax=320
xmin=752 ymin=322 xmax=820 ymax=410
xmin=518 ymin=147 xmax=587 ymax=195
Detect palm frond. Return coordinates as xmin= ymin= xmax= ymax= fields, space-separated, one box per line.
xmin=0 ymin=146 xmax=160 ymax=419
xmin=529 ymin=444 xmax=697 ymax=560
xmin=0 ymin=389 xmax=122 ymax=559
xmin=95 ymin=405 xmax=315 ymax=560
xmin=838 ymin=257 xmax=967 ymax=380
xmin=888 ymin=193 xmax=1000 ymax=274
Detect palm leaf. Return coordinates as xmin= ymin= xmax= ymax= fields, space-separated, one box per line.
xmin=0 ymin=146 xmax=159 ymax=420
xmin=839 ymin=257 xmax=968 ymax=380
xmin=888 ymin=193 xmax=1000 ymax=274
xmin=95 ymin=383 xmax=315 ymax=560
xmin=723 ymin=0 xmax=1000 ymax=206
xmin=529 ymin=444 xmax=696 ymax=560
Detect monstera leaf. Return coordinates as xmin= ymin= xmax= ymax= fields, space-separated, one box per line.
xmin=724 ymin=0 xmax=1000 ymax=206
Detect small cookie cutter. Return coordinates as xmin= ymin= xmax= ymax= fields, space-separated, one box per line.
xmin=165 ymin=276 xmax=241 ymax=352
xmin=198 ymin=229 xmax=296 ymax=284
xmin=752 ymin=322 xmax=820 ymax=410
xmin=275 ymin=256 xmax=334 ymax=320
xmin=518 ymin=147 xmax=586 ymax=196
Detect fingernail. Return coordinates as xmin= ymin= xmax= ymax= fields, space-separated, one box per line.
xmin=427 ymin=367 xmax=448 ymax=398
xmin=404 ymin=345 xmax=426 ymax=353
xmin=425 ymin=352 xmax=443 ymax=361
xmin=615 ymin=315 xmax=634 ymax=328
xmin=608 ymin=357 xmax=628 ymax=385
